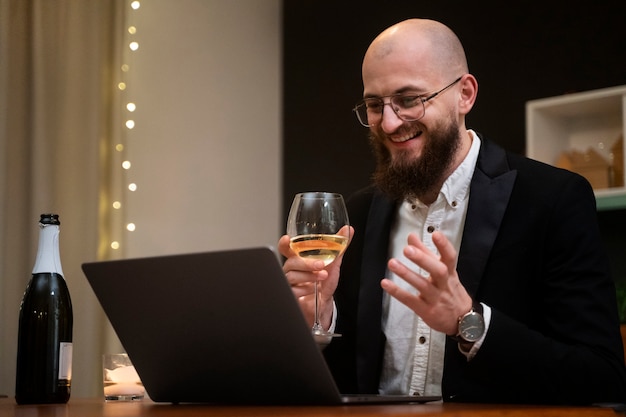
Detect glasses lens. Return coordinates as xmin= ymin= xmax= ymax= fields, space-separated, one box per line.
xmin=391 ymin=95 xmax=425 ymax=121
xmin=354 ymin=102 xmax=373 ymax=127
xmin=354 ymin=95 xmax=426 ymax=127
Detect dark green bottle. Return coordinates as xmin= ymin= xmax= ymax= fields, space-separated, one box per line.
xmin=15 ymin=214 xmax=73 ymax=404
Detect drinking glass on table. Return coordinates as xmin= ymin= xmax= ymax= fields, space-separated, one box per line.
xmin=287 ymin=192 xmax=350 ymax=345
xmin=102 ymin=353 xmax=144 ymax=401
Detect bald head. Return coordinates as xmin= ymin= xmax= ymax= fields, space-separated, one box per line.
xmin=363 ymin=19 xmax=468 ymax=85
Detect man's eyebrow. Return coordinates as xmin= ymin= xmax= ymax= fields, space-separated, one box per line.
xmin=396 ymin=86 xmax=426 ymax=95
xmin=363 ymin=86 xmax=427 ymax=99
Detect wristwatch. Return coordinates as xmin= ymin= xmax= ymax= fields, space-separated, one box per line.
xmin=452 ymin=300 xmax=485 ymax=351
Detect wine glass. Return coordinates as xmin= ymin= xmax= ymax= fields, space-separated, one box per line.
xmin=287 ymin=192 xmax=350 ymax=345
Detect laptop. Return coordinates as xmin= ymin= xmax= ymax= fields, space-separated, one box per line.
xmin=82 ymin=247 xmax=441 ymax=405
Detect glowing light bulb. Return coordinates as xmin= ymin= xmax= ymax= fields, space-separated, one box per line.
xmin=125 ymin=120 xmax=135 ymax=129
xmin=126 ymin=103 xmax=136 ymax=112
xmin=122 ymin=161 xmax=131 ymax=169
xmin=129 ymin=42 xmax=139 ymax=51
xmin=118 ymin=82 xmax=126 ymax=90
xmin=131 ymin=1 xmax=140 ymax=10
xmin=111 ymin=241 xmax=120 ymax=250
xmin=128 ymin=183 xmax=137 ymax=191
xmin=112 ymin=201 xmax=122 ymax=209
xmin=126 ymin=223 xmax=136 ymax=232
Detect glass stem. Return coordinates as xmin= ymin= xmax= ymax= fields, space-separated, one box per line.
xmin=312 ymin=281 xmax=323 ymax=333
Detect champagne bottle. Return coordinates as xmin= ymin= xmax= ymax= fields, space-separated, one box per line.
xmin=15 ymin=214 xmax=73 ymax=404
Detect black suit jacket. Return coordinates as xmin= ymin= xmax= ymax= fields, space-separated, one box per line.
xmin=324 ymin=135 xmax=626 ymax=404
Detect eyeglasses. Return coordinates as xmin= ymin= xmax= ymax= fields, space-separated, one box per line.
xmin=352 ymin=76 xmax=463 ymax=127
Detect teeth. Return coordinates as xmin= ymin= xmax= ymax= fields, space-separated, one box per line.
xmin=391 ymin=132 xmax=419 ymax=143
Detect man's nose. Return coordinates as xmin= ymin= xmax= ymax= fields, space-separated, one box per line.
xmin=379 ymin=101 xmax=404 ymax=132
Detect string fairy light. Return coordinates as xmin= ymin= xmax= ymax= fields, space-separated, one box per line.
xmin=109 ymin=0 xmax=141 ymax=254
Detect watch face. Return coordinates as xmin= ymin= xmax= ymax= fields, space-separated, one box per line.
xmin=459 ymin=311 xmax=485 ymax=342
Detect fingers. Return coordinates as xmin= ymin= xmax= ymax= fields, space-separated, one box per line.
xmin=431 ymin=231 xmax=458 ymax=273
xmin=333 ymin=225 xmax=354 ymax=263
xmin=338 ymin=225 xmax=354 ymax=241
xmin=403 ymin=232 xmax=457 ymax=289
xmin=283 ymin=256 xmax=328 ymax=304
xmin=279 ymin=233 xmax=327 ymax=286
xmin=383 ymin=231 xmax=471 ymax=334
xmin=277 ymin=234 xmax=295 ymax=258
xmin=387 ymin=257 xmax=429 ymax=294
xmin=386 ymin=231 xmax=460 ymax=307
xmin=283 ymin=256 xmax=327 ymax=284
xmin=381 ymin=277 xmax=423 ymax=308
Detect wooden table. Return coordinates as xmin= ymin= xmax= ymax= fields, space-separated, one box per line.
xmin=0 ymin=398 xmax=623 ymax=417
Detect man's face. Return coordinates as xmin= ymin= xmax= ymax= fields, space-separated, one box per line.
xmin=361 ymin=36 xmax=465 ymax=202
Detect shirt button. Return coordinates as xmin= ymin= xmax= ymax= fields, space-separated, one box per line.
xmin=451 ymin=201 xmax=458 ymax=207
xmin=427 ymin=226 xmax=435 ymax=233
xmin=419 ymin=336 xmax=427 ymax=344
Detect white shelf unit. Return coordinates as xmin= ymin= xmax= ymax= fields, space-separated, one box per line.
xmin=526 ymin=85 xmax=626 ymax=210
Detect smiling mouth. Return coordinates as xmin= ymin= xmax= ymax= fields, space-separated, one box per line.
xmin=390 ymin=129 xmax=423 ymax=143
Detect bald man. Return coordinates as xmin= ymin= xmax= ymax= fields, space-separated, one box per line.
xmin=278 ymin=18 xmax=626 ymax=405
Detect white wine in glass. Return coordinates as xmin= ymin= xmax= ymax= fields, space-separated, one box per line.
xmin=287 ymin=192 xmax=350 ymax=345
xmin=289 ymin=234 xmax=348 ymax=266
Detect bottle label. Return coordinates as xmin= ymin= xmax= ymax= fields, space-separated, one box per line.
xmin=58 ymin=342 xmax=73 ymax=380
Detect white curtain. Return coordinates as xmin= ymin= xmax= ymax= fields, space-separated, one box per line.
xmin=0 ymin=0 xmax=124 ymax=398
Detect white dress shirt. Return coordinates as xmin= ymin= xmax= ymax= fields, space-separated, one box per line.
xmin=378 ymin=131 xmax=491 ymax=396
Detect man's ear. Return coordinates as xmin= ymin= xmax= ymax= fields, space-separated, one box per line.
xmin=458 ymin=74 xmax=478 ymax=115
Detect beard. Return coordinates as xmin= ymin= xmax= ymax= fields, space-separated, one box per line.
xmin=370 ymin=117 xmax=461 ymax=202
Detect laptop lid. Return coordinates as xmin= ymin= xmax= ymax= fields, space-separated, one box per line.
xmin=82 ymin=247 xmax=440 ymax=405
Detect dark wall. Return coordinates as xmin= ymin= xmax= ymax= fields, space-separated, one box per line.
xmin=282 ymin=1 xmax=626 ymax=216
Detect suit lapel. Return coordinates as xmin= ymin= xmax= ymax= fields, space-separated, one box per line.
xmin=457 ymin=138 xmax=517 ymax=297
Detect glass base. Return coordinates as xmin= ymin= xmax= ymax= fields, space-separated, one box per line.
xmin=313 ymin=330 xmax=341 ymax=346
